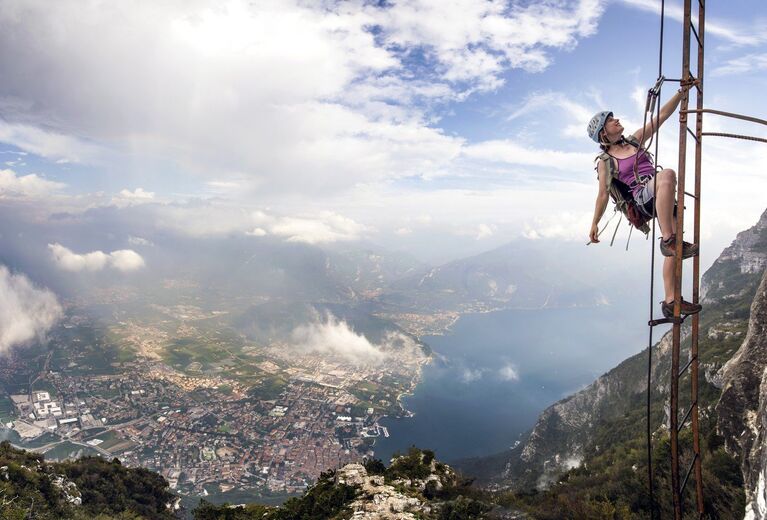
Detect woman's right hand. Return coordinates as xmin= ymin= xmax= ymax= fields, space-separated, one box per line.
xmin=589 ymin=223 xmax=600 ymax=243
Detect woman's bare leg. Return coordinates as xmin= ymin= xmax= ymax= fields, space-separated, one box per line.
xmin=664 ymin=256 xmax=674 ymax=303
xmin=655 ymin=169 xmax=676 ymax=241
xmin=654 ymin=169 xmax=678 ymax=302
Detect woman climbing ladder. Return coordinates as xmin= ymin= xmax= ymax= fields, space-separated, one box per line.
xmin=587 ymin=85 xmax=701 ymax=319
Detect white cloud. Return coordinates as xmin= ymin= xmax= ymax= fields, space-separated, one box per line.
xmin=619 ymin=0 xmax=767 ymax=46
xmin=0 ymin=265 xmax=62 ymax=353
xmin=111 ymin=188 xmax=156 ymax=207
xmin=462 ymin=140 xmax=594 ymax=172
xmin=247 ymin=227 xmax=267 ymax=237
xmin=523 ymin=212 xmax=596 ymax=241
xmin=290 ymin=314 xmax=386 ymax=364
xmin=476 ymin=223 xmax=494 ymax=240
xmin=0 ymin=169 xmax=65 ymax=198
xmin=712 ymin=53 xmax=767 ymax=76
xmin=48 ymin=243 xmax=145 ymax=272
xmin=251 ymin=210 xmax=366 ymax=244
xmin=376 ymin=0 xmax=605 ymax=87
xmin=460 ymin=367 xmax=485 ymax=383
xmin=499 ymin=363 xmax=520 ymax=381
xmin=128 ymin=236 xmax=153 ymax=246
xmin=0 ymin=0 xmax=610 ymax=195
xmin=0 ymin=120 xmax=103 ymax=164
xmin=108 ymin=250 xmax=146 ymax=272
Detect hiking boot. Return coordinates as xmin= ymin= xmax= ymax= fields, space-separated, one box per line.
xmin=661 ymin=299 xmax=702 ymax=319
xmin=660 ymin=234 xmax=699 ymax=259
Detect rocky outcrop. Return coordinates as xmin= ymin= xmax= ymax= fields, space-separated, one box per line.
xmin=716 ymin=268 xmax=767 ymax=520
xmin=335 ymin=463 xmax=429 ymax=520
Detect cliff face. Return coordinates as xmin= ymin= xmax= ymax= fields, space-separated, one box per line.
xmin=716 ymin=269 xmax=767 ymax=520
xmin=463 ymin=208 xmax=767 ymax=503
xmin=702 ymin=210 xmax=767 ymax=304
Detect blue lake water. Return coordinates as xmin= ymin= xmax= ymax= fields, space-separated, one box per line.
xmin=374 ymin=305 xmax=656 ymax=463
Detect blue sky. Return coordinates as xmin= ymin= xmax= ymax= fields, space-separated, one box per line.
xmin=0 ymin=0 xmax=766 ymax=264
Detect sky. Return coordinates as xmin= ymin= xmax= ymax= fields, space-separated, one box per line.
xmin=1 ymin=0 xmax=766 ymax=267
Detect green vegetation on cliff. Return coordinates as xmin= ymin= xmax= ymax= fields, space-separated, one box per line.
xmin=0 ymin=441 xmax=175 ymax=520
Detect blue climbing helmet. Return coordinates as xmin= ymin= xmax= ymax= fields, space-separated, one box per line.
xmin=587 ymin=111 xmax=613 ymax=143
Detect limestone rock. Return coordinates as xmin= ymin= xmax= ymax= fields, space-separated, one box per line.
xmin=335 ymin=463 xmax=434 ymax=520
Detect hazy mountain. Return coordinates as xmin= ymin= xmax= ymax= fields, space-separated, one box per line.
xmin=380 ymin=238 xmax=647 ymax=312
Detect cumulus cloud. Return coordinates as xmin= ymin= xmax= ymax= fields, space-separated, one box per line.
xmin=476 ymin=223 xmax=494 ymax=240
xmin=251 ymin=210 xmax=366 ymax=244
xmin=0 ymin=265 xmax=62 ymax=353
xmin=111 ymin=188 xmax=156 ymax=207
xmin=0 ymin=0 xmax=609 ymax=194
xmin=0 ymin=169 xmax=65 ymax=198
xmin=48 ymin=243 xmax=145 ymax=272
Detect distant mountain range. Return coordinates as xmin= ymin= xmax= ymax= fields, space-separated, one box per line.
xmin=379 ymin=239 xmax=644 ymax=312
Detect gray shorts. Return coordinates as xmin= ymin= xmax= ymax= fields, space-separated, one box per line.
xmin=634 ymin=183 xmax=656 ymax=219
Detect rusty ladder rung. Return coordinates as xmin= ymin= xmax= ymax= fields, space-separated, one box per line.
xmin=678 ymin=400 xmax=698 ymax=432
xmin=678 ymin=355 xmax=697 ymax=377
xmin=684 ymin=191 xmax=698 ymax=200
xmin=680 ymin=452 xmax=699 ymax=495
xmin=649 ymin=316 xmax=685 ymax=327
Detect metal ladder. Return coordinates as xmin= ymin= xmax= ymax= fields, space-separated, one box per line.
xmin=670 ymin=0 xmax=705 ymax=517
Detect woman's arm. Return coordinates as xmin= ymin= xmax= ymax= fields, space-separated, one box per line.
xmin=589 ymin=161 xmax=611 ymax=243
xmin=631 ymin=88 xmax=687 ymax=145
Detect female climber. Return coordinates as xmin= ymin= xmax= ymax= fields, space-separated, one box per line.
xmin=587 ymin=85 xmax=701 ymax=319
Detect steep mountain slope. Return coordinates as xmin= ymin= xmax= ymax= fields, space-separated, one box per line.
xmin=716 ymin=270 xmax=767 ymax=519
xmin=458 ymin=209 xmax=767 ymax=516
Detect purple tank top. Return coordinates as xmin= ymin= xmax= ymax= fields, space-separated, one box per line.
xmin=614 ymin=150 xmax=655 ymax=196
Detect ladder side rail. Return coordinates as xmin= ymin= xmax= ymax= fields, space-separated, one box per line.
xmin=672 ymin=1 xmax=694 ymax=518
xmin=691 ymin=0 xmax=706 ymax=515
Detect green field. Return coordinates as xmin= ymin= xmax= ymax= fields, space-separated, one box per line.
xmin=163 ymin=338 xmax=229 ymax=370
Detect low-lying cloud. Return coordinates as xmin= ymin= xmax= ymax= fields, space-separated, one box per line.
xmin=499 ymin=363 xmax=520 ymax=381
xmin=48 ymin=243 xmax=145 ymax=272
xmin=291 ymin=313 xmax=417 ymax=364
xmin=0 ymin=265 xmax=62 ymax=354
xmin=460 ymin=367 xmax=486 ymax=383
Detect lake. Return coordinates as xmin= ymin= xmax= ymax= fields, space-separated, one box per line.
xmin=373 ymin=304 xmax=657 ymax=463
